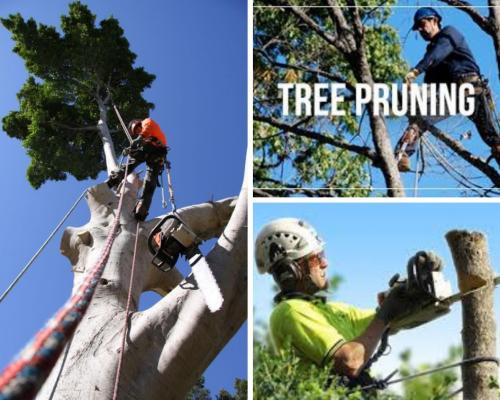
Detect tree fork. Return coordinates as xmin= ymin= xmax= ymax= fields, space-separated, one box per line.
xmin=446 ymin=230 xmax=498 ymax=400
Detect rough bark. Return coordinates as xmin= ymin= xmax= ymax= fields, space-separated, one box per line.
xmin=349 ymin=47 xmax=405 ymax=197
xmin=446 ymin=230 xmax=498 ymax=400
xmin=36 ymin=175 xmax=246 ymax=399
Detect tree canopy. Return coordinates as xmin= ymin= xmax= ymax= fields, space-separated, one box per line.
xmin=1 ymin=1 xmax=155 ymax=188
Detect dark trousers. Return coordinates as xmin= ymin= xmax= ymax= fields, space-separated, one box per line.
xmin=395 ymin=80 xmax=500 ymax=159
xmin=108 ymin=140 xmax=167 ymax=215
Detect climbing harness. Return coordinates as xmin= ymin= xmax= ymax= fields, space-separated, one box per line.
xmin=147 ymin=214 xmax=223 ymax=312
xmin=0 ymin=189 xmax=88 ymax=305
xmin=0 ymin=162 xmax=130 ymax=400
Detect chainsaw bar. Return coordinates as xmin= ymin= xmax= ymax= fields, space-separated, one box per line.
xmin=439 ymin=275 xmax=500 ymax=306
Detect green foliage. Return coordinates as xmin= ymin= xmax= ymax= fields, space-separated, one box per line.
xmin=1 ymin=1 xmax=155 ymax=188
xmin=253 ymin=1 xmax=407 ymax=196
xmin=187 ymin=377 xmax=212 ymax=400
xmin=398 ymin=346 xmax=462 ymax=400
xmin=254 ymin=342 xmax=395 ymax=400
xmin=254 ymin=330 xmax=466 ymax=400
xmin=187 ymin=376 xmax=248 ymax=400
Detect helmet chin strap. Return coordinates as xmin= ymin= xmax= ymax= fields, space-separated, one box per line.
xmin=299 ymin=273 xmax=323 ymax=295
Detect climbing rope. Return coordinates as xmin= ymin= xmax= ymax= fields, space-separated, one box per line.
xmin=0 ymin=162 xmax=130 ymax=400
xmin=363 ymin=328 xmax=390 ymax=372
xmin=0 ymin=189 xmax=88 ymax=305
xmin=349 ymin=356 xmax=499 ymax=395
xmin=112 ymin=220 xmax=141 ymax=400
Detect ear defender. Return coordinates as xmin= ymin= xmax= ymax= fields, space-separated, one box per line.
xmin=271 ymin=257 xmax=303 ymax=292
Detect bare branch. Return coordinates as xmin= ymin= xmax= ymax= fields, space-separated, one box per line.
xmin=255 ymin=47 xmax=356 ymax=92
xmin=254 ymin=114 xmax=379 ymax=162
xmin=50 ymin=122 xmax=100 ymax=132
xmin=439 ymin=0 xmax=494 ymax=34
xmin=325 ymin=0 xmax=358 ymax=51
xmin=423 ymin=122 xmax=500 ymax=187
xmin=346 ymin=0 xmax=364 ymax=37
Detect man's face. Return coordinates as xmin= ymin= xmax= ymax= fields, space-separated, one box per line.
xmin=131 ymin=121 xmax=142 ymax=136
xmin=417 ymin=18 xmax=440 ymax=41
xmin=304 ymin=251 xmax=329 ymax=290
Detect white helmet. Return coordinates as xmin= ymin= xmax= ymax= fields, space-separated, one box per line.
xmin=255 ymin=218 xmax=325 ymax=274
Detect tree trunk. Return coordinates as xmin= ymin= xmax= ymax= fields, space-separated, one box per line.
xmin=445 ymin=230 xmax=498 ymax=400
xmin=36 ymin=175 xmax=246 ymax=399
xmin=96 ymin=96 xmax=119 ymax=174
xmin=349 ymin=49 xmax=405 ymax=197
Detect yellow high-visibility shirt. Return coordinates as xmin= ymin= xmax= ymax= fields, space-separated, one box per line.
xmin=270 ymin=297 xmax=375 ymax=367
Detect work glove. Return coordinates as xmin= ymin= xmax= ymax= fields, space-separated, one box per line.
xmin=376 ymin=251 xmax=443 ymax=325
xmin=405 ymin=68 xmax=419 ymax=85
xmin=130 ymin=136 xmax=142 ymax=149
xmin=376 ymin=277 xmax=412 ymax=325
xmin=408 ymin=250 xmax=443 ymax=272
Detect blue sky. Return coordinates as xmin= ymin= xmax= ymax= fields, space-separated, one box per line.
xmin=384 ymin=1 xmax=500 ymax=196
xmin=259 ymin=0 xmax=500 ymax=196
xmin=0 ymin=0 xmax=247 ymax=395
xmin=254 ymin=201 xmax=500 ymax=384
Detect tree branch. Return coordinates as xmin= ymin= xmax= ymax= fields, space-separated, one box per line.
xmin=253 ymin=177 xmax=340 ymax=197
xmin=254 ymin=114 xmax=379 ymax=162
xmin=422 ymin=122 xmax=500 ymax=187
xmin=439 ymin=0 xmax=494 ymax=34
xmin=255 ymin=47 xmax=356 ymax=92
xmin=325 ymin=0 xmax=357 ymax=51
xmin=50 ymin=122 xmax=100 ymax=132
xmin=283 ymin=2 xmax=347 ymax=52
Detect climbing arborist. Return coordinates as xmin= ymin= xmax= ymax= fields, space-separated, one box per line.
xmin=395 ymin=7 xmax=500 ymax=172
xmin=255 ymin=218 xmax=443 ymax=390
xmin=106 ymin=117 xmax=168 ymax=221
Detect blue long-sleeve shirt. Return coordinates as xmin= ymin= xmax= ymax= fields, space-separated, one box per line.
xmin=415 ymin=25 xmax=480 ymax=84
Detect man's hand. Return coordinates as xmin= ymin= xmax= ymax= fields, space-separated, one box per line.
xmin=376 ymin=251 xmax=444 ymax=325
xmin=408 ymin=250 xmax=443 ymax=272
xmin=405 ymin=68 xmax=419 ymax=85
xmin=376 ymin=280 xmax=411 ymax=325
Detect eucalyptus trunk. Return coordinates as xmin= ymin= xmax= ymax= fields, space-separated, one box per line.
xmin=36 ymin=176 xmax=247 ymax=399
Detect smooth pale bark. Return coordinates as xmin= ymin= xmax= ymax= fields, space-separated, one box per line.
xmin=446 ymin=230 xmax=498 ymax=400
xmin=36 ymin=174 xmax=246 ymax=399
xmin=96 ymin=95 xmax=119 ymax=174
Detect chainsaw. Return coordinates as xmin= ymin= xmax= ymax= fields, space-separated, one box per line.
xmin=147 ymin=214 xmax=224 ymax=312
xmin=385 ymin=255 xmax=500 ymax=333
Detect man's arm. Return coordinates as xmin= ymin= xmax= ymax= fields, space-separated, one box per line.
xmin=415 ymin=34 xmax=454 ymax=73
xmin=331 ymin=317 xmax=386 ymax=378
